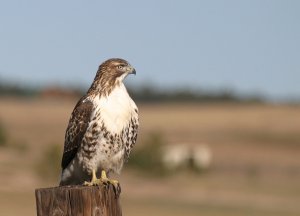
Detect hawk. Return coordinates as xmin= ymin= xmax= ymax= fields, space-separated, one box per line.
xmin=59 ymin=58 xmax=139 ymax=190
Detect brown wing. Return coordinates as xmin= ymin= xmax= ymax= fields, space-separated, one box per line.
xmin=61 ymin=97 xmax=93 ymax=170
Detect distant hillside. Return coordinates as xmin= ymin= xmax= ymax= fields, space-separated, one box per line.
xmin=127 ymin=86 xmax=264 ymax=103
xmin=0 ymin=82 xmax=264 ymax=103
xmin=0 ymin=83 xmax=38 ymax=97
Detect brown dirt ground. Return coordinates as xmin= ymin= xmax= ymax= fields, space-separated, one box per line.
xmin=0 ymin=97 xmax=300 ymax=216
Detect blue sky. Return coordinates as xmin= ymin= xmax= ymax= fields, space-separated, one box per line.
xmin=0 ymin=0 xmax=299 ymax=100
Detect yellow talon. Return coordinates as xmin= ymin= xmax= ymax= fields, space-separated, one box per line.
xmin=84 ymin=169 xmax=98 ymax=186
xmin=84 ymin=170 xmax=119 ymax=187
xmin=84 ymin=169 xmax=121 ymax=197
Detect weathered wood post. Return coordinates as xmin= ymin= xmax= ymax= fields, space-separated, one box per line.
xmin=35 ymin=185 xmax=122 ymax=216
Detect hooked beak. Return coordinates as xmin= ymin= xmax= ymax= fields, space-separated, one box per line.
xmin=131 ymin=68 xmax=136 ymax=75
xmin=128 ymin=66 xmax=136 ymax=75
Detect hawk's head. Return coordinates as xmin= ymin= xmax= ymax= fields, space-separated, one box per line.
xmin=89 ymin=58 xmax=136 ymax=95
xmin=98 ymin=58 xmax=136 ymax=82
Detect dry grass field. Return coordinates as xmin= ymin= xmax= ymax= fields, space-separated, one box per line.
xmin=0 ymin=97 xmax=300 ymax=216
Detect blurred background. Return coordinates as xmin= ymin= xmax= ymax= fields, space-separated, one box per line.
xmin=0 ymin=1 xmax=300 ymax=215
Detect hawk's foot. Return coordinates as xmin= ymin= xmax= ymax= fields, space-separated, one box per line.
xmin=83 ymin=170 xmax=121 ymax=197
xmin=83 ymin=169 xmax=98 ymax=186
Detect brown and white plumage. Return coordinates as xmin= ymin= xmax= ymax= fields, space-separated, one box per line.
xmin=60 ymin=58 xmax=138 ymax=186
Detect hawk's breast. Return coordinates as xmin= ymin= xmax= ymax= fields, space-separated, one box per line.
xmin=93 ymin=84 xmax=137 ymax=133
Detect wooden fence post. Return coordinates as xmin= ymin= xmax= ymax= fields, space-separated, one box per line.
xmin=35 ymin=185 xmax=122 ymax=216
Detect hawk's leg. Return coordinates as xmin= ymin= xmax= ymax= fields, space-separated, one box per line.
xmin=83 ymin=169 xmax=98 ymax=186
xmin=83 ymin=170 xmax=121 ymax=196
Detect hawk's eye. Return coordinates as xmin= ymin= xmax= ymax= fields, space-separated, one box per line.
xmin=117 ymin=65 xmax=123 ymax=70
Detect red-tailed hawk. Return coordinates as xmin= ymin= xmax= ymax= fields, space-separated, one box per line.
xmin=59 ymin=58 xmax=138 ymax=191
